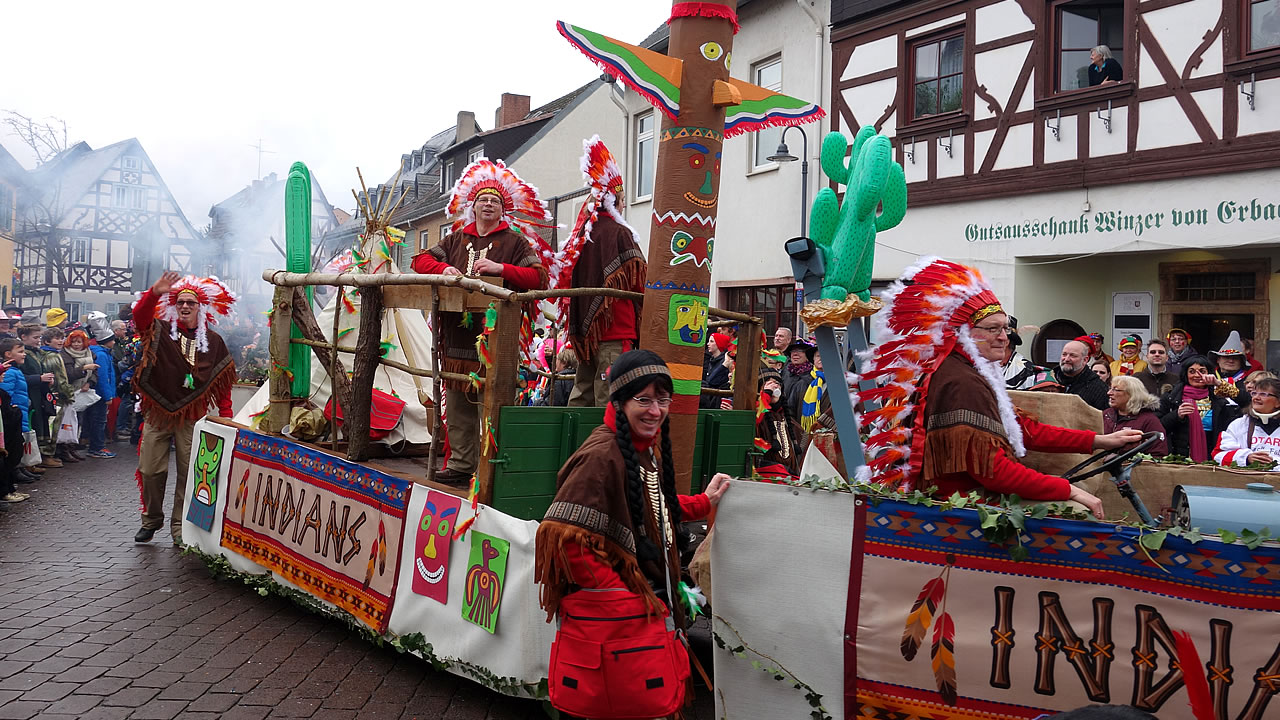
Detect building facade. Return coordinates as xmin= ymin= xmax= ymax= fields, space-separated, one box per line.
xmin=13 ymin=139 xmax=200 ymax=321
xmin=832 ymin=0 xmax=1280 ymax=358
xmin=0 ymin=145 xmax=22 ymax=308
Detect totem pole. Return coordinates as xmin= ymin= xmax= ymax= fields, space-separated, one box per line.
xmin=559 ymin=1 xmax=823 ymax=490
xmin=284 ymin=161 xmax=313 ymax=397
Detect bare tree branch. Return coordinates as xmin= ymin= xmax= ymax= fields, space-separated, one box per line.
xmin=2 ymin=110 xmax=69 ymax=164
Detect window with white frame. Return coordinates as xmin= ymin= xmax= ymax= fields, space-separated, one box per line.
xmin=468 ymin=147 xmax=483 ymax=164
xmin=72 ymin=238 xmax=89 ymax=264
xmin=443 ymin=161 xmax=455 ymax=192
xmin=122 ymin=156 xmax=139 ymax=170
xmin=635 ymin=112 xmax=655 ymax=199
xmin=752 ymin=57 xmax=784 ymax=168
xmin=419 ymin=229 xmax=430 ymax=249
xmin=113 ymin=185 xmax=128 ymax=207
xmin=440 ymin=222 xmax=452 ymax=241
xmin=130 ymin=187 xmax=146 ymax=210
xmin=66 ymin=302 xmax=82 ymax=322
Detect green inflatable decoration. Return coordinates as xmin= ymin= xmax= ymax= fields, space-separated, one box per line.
xmin=808 ymin=126 xmax=907 ymax=302
xmin=285 ymin=162 xmax=313 ymax=397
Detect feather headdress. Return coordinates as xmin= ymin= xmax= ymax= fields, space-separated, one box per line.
xmin=447 ymin=158 xmax=557 ymax=268
xmin=141 ymin=275 xmax=237 ymax=354
xmin=856 ymin=257 xmax=1023 ymax=491
xmin=549 ymin=136 xmax=637 ymax=322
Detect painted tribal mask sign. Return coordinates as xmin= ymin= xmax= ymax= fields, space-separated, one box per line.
xmin=186 ymin=431 xmax=225 ymax=532
xmin=412 ymin=490 xmax=463 ymax=604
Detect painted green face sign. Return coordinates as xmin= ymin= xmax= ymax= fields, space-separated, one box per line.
xmin=668 ymin=293 xmax=709 ymax=347
xmin=187 ymin=431 xmax=225 ymax=532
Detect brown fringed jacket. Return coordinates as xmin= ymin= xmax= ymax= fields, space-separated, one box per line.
xmin=534 ymin=419 xmax=710 ymax=624
xmin=565 ymin=214 xmax=645 ymax=364
xmin=132 ymin=290 xmax=235 ymax=430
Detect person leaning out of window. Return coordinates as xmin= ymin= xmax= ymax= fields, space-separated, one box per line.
xmin=1089 ymin=45 xmax=1123 ymax=86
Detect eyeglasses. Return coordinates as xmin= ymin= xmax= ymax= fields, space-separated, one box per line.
xmin=630 ymin=396 xmax=673 ymax=409
xmin=972 ymin=324 xmax=1013 ymax=335
xmin=174 ymin=300 xmax=199 ymax=307
xmin=1254 ymin=392 xmax=1278 ymax=400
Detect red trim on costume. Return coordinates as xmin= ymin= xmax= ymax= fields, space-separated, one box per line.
xmin=499 ymin=263 xmax=543 ymax=290
xmin=411 ymin=254 xmax=450 ymax=275
xmin=461 ymin=219 xmax=511 ymax=237
xmin=133 ymin=289 xmax=159 ymax=329
xmin=669 ymin=2 xmax=741 ymax=33
xmin=678 ymin=492 xmax=710 ymax=521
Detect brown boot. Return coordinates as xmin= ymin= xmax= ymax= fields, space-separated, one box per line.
xmin=40 ymin=456 xmax=63 ymax=469
xmin=57 ymin=445 xmax=80 ymax=462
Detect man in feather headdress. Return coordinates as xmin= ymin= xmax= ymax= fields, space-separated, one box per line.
xmin=859 ymin=258 xmax=1142 ymax=518
xmin=411 ymin=159 xmax=550 ymax=485
xmin=560 ymin=137 xmax=646 ymax=407
xmin=132 ymin=271 xmax=236 ymax=544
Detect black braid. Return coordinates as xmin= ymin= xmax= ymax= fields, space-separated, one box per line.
xmin=659 ymin=418 xmax=688 ymax=556
xmin=614 ymin=406 xmax=660 ymax=564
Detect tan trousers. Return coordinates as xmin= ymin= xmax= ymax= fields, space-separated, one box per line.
xmin=445 ymin=387 xmax=481 ymax=474
xmin=567 ymin=340 xmax=627 ymax=407
xmin=138 ymin=416 xmax=196 ymax=538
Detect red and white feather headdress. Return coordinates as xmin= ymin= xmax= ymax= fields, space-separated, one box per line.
xmin=146 ymin=275 xmax=237 ymax=353
xmin=856 ymin=257 xmax=1023 ymax=491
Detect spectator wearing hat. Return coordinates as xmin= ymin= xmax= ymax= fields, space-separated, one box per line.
xmin=1110 ymin=334 xmax=1147 ymax=377
xmin=1085 ymin=332 xmax=1114 ymax=365
xmin=0 ymin=314 xmax=15 ymax=341
xmin=701 ymin=332 xmax=732 ymax=409
xmin=17 ymin=324 xmax=60 ymax=469
xmin=754 ymin=367 xmax=803 ymax=480
xmin=1001 ymin=315 xmax=1041 ymax=390
xmin=781 ymin=338 xmax=816 ymax=420
xmin=1210 ymin=330 xmax=1250 ymax=401
xmin=1242 ymin=337 xmax=1265 ymax=375
xmin=44 ymin=307 xmax=68 ymax=329
xmin=1165 ymin=328 xmax=1198 ymax=378
xmin=84 ymin=328 xmax=118 ymax=458
xmin=1135 ymin=339 xmax=1178 ymax=399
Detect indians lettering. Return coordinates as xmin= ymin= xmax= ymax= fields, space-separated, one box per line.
xmin=250 ymin=471 xmax=367 ymax=564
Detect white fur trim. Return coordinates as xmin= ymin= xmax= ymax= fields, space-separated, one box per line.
xmin=956 ymin=325 xmax=1025 ymax=457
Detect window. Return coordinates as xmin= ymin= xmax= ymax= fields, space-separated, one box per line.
xmin=72 ymin=238 xmax=89 ymax=264
xmin=122 ymin=156 xmax=139 ymax=170
xmin=1054 ymin=0 xmax=1124 ymax=91
xmin=752 ymin=57 xmax=784 ymax=167
xmin=419 ymin=229 xmax=430 ymax=249
xmin=635 ymin=112 xmax=655 ymax=199
xmin=468 ymin=148 xmax=483 ymax=164
xmin=113 ymin=185 xmax=128 ymax=207
xmin=130 ymin=187 xmax=146 ymax=210
xmin=724 ymin=284 xmax=797 ymax=337
xmin=66 ymin=302 xmax=82 ymax=322
xmin=0 ymin=184 xmax=13 ymax=233
xmin=439 ymin=222 xmax=451 ymax=241
xmin=443 ymin=161 xmax=455 ymax=192
xmin=1249 ymin=0 xmax=1280 ymax=53
xmin=1174 ymin=272 xmax=1258 ymax=302
xmin=911 ymin=34 xmax=964 ymax=118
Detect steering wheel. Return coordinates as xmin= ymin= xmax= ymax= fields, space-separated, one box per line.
xmin=1061 ymin=431 xmax=1164 ymax=483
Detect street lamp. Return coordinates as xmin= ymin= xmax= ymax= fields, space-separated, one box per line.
xmin=767 ymin=125 xmax=809 ymax=237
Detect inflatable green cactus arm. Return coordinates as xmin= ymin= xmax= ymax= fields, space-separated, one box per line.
xmin=807 ymin=126 xmax=907 ymax=302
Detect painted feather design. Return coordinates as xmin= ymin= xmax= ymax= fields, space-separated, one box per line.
xmin=930 ymin=612 xmax=958 ymax=706
xmin=901 ymin=577 xmax=944 ymax=661
xmin=1173 ymin=631 xmax=1214 ymax=720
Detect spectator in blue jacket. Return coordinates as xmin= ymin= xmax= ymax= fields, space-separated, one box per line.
xmin=0 ymin=338 xmax=32 ymax=433
xmin=85 ymin=330 xmax=118 ymax=459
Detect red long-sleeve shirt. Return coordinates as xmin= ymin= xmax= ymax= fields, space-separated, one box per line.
xmin=410 ymin=223 xmax=545 ymax=291
xmin=133 ymin=289 xmax=233 ymax=418
xmin=562 ymin=493 xmax=712 ymax=590
xmin=929 ymin=417 xmax=1095 ymax=501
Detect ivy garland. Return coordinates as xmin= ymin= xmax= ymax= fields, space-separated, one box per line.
xmin=712 ymin=615 xmax=831 ymax=720
xmin=183 ymin=547 xmax=556 ymax=714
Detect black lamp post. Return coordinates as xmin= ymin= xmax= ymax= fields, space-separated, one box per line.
xmin=767 ymin=126 xmax=809 ymax=237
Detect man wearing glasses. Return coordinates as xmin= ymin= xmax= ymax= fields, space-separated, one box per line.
xmin=130 ymin=271 xmax=237 ymax=545
xmin=1214 ymin=377 xmax=1280 ymax=469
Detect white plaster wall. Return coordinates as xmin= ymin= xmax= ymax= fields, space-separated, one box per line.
xmin=974 ymin=0 xmax=1034 ymax=44
xmin=1089 ymin=104 xmax=1128 ymax=156
xmin=993 ymin=122 xmax=1034 ymax=170
xmin=1042 ymin=113 xmax=1078 ymax=164
xmin=1192 ymin=88 xmax=1224 ymax=139
xmin=1017 ymin=70 xmax=1035 ymax=113
xmin=1139 ymin=45 xmax=1162 ymax=89
xmin=711 ymin=0 xmax=831 ymax=290
xmin=935 ymin=133 xmax=965 ymax=178
xmin=841 ymin=34 xmax=896 ymax=81
xmin=973 ymin=128 xmax=995 ymax=170
xmin=1136 ymin=96 xmax=1201 ymax=150
xmin=973 ymin=43 xmax=1032 ymax=122
xmin=901 ymin=137 xmax=929 ymax=183
xmin=1143 ymin=1 xmax=1223 ymax=77
xmin=842 ymin=79 xmax=897 ymax=130
xmin=905 ymin=13 xmax=964 ymax=38
xmin=1237 ymin=76 xmax=1280 ymax=136
xmin=1189 ymin=36 xmax=1223 ymax=79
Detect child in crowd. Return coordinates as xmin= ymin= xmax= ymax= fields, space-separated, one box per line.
xmin=0 ymin=338 xmax=36 ymax=485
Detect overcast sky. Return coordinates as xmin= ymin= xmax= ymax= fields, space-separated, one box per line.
xmin=3 ymin=0 xmax=669 ymax=225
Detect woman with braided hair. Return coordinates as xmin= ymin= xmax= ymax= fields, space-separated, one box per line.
xmin=535 ymin=350 xmax=729 ymax=714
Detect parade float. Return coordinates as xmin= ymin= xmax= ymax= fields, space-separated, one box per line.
xmin=175 ymin=2 xmax=1278 ymax=718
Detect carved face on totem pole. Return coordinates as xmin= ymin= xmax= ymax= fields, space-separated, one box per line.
xmin=558 ymin=1 xmax=823 ymax=488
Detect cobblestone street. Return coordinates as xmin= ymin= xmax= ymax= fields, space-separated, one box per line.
xmin=0 ymin=452 xmax=547 ymax=720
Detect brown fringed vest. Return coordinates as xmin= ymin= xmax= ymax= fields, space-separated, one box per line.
xmin=134 ymin=320 xmax=235 ymax=431
xmin=565 ymin=214 xmax=645 ymax=364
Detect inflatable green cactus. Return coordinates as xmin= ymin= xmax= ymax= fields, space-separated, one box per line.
xmin=808 ymin=126 xmax=907 ymax=302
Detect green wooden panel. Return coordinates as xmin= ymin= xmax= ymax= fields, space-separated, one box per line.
xmin=491 ymin=406 xmax=755 ymax=520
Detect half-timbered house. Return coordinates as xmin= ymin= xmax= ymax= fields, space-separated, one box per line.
xmin=0 ymin=144 xmax=24 ymax=308
xmin=14 ymin=138 xmax=200 ymax=320
xmin=832 ymin=0 xmax=1280 ymax=357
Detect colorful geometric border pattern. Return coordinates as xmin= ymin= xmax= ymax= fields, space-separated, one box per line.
xmin=863 ymin=499 xmax=1280 ymax=608
xmin=856 ymin=680 xmax=1046 ymax=720
xmin=660 ymin=126 xmax=724 ymax=143
xmin=645 ymin=280 xmax=710 ymax=295
xmin=233 ymin=430 xmax=410 ymax=511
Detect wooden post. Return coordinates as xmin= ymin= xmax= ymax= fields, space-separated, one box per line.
xmin=288 ymin=288 xmax=354 ymax=429
xmin=475 ymin=299 xmax=522 ymax=507
xmin=732 ymin=320 xmax=762 ymax=411
xmin=425 ymin=286 xmax=442 ymax=485
xmin=347 ymin=284 xmax=384 ymax=462
xmin=265 ymin=285 xmax=294 ymax=434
